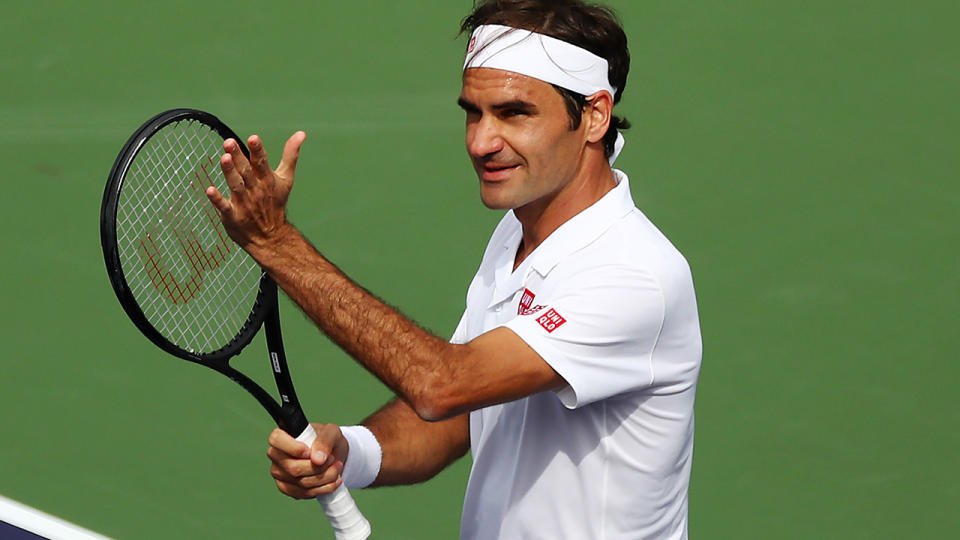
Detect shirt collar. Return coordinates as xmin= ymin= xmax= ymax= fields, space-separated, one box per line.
xmin=488 ymin=170 xmax=637 ymax=306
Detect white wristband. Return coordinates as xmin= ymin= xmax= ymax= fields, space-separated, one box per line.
xmin=339 ymin=425 xmax=382 ymax=489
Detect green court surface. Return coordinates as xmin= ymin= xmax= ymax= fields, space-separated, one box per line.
xmin=1 ymin=1 xmax=956 ymax=538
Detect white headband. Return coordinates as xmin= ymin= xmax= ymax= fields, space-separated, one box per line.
xmin=463 ymin=24 xmax=625 ymax=165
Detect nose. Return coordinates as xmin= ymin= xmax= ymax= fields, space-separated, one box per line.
xmin=466 ymin=116 xmax=504 ymax=158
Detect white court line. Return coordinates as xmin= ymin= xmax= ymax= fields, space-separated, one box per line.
xmin=0 ymin=494 xmax=112 ymax=540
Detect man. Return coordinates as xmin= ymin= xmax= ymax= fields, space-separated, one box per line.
xmin=205 ymin=1 xmax=702 ymax=538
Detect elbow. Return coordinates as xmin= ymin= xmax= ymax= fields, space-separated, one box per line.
xmin=408 ymin=373 xmax=465 ymax=422
xmin=414 ymin=403 xmax=451 ymax=422
xmin=406 ymin=343 xmax=475 ymax=422
xmin=410 ymin=387 xmax=460 ymax=422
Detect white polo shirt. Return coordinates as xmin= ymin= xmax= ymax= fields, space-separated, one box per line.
xmin=451 ymin=171 xmax=702 ymax=540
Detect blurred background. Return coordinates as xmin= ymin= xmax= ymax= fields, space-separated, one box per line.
xmin=0 ymin=1 xmax=956 ymax=538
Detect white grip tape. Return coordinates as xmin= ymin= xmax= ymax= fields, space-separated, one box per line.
xmin=296 ymin=425 xmax=372 ymax=540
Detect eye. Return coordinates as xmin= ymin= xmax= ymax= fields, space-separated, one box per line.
xmin=457 ymin=99 xmax=481 ymax=120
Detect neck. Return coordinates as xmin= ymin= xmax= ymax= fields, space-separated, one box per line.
xmin=513 ymin=156 xmax=617 ymax=269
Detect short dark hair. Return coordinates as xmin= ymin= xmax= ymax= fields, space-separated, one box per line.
xmin=461 ymin=0 xmax=631 ymax=158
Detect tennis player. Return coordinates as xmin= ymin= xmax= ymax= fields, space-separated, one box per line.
xmin=206 ymin=1 xmax=702 ymax=538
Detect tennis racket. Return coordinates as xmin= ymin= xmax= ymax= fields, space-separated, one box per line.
xmin=99 ymin=108 xmax=371 ymax=540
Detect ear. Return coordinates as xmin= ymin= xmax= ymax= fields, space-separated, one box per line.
xmin=583 ymin=90 xmax=614 ymax=145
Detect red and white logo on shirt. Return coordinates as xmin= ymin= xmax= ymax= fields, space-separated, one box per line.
xmin=536 ymin=309 xmax=567 ymax=333
xmin=520 ymin=304 xmax=546 ymax=316
xmin=517 ymin=288 xmax=564 ymax=330
xmin=519 ymin=288 xmax=535 ymax=314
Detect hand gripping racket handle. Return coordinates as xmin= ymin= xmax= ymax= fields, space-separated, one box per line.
xmin=296 ymin=425 xmax=372 ymax=540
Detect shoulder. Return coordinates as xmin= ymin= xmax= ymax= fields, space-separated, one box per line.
xmin=560 ymin=207 xmax=693 ymax=295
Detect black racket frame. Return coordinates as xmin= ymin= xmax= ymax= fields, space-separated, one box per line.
xmin=100 ymin=108 xmax=309 ymax=436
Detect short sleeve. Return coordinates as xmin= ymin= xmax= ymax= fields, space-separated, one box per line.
xmin=450 ymin=308 xmax=470 ymax=345
xmin=500 ymin=264 xmax=665 ymax=408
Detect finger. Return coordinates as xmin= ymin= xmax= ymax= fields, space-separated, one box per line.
xmin=276 ymin=476 xmax=342 ymax=499
xmin=276 ymin=131 xmax=307 ymax=179
xmin=269 ymin=461 xmax=334 ymax=485
xmin=247 ymin=135 xmax=273 ymax=184
xmin=204 ymin=185 xmax=233 ymax=216
xmin=220 ymin=153 xmax=246 ymax=197
xmin=268 ymin=450 xmax=326 ymax=478
xmin=275 ymin=480 xmax=312 ymax=500
xmin=270 ymin=463 xmax=299 ymax=484
xmin=309 ymin=423 xmax=341 ymax=466
xmin=223 ymin=138 xmax=256 ymax=188
xmin=266 ymin=445 xmax=292 ymax=464
xmin=303 ymin=475 xmax=344 ymax=498
xmin=267 ymin=427 xmax=311 ymax=459
xmin=297 ymin=461 xmax=343 ymax=489
xmin=266 ymin=443 xmax=313 ymax=467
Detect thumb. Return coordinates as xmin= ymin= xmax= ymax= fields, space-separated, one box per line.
xmin=276 ymin=130 xmax=307 ymax=179
xmin=205 ymin=185 xmax=233 ymax=217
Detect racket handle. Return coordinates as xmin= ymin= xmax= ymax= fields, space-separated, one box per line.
xmin=296 ymin=425 xmax=372 ymax=540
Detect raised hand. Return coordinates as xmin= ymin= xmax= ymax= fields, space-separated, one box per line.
xmin=205 ymin=131 xmax=307 ymax=254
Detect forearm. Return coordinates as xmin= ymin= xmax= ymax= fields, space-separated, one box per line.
xmin=362 ymin=398 xmax=469 ymax=487
xmin=248 ymin=224 xmax=461 ymax=419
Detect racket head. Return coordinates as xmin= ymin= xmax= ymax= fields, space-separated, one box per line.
xmin=100 ymin=109 xmax=267 ymax=365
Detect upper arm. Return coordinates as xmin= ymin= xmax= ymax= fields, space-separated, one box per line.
xmin=422 ymin=327 xmax=565 ymax=420
xmin=501 ymin=264 xmax=669 ymax=408
xmin=423 ymin=263 xmax=670 ymax=418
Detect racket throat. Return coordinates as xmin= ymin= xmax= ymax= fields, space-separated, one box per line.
xmin=215 ymin=365 xmax=307 ymax=435
xmin=279 ymin=402 xmax=310 ymax=436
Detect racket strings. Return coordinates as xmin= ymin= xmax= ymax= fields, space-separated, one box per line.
xmin=116 ymin=119 xmax=261 ymax=355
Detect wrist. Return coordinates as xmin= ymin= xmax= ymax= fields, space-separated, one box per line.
xmin=340 ymin=425 xmax=382 ymax=489
xmin=244 ymin=221 xmax=301 ymax=266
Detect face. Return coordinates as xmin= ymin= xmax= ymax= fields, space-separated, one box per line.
xmin=458 ymin=68 xmax=588 ymax=212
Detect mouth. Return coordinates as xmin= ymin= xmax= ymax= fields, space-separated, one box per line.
xmin=480 ymin=163 xmax=520 ymax=182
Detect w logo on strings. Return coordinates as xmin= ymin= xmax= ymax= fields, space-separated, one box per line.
xmin=138 ymin=157 xmax=233 ymax=304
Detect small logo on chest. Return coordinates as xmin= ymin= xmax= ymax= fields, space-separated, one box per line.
xmin=518 ymin=288 xmax=536 ymax=314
